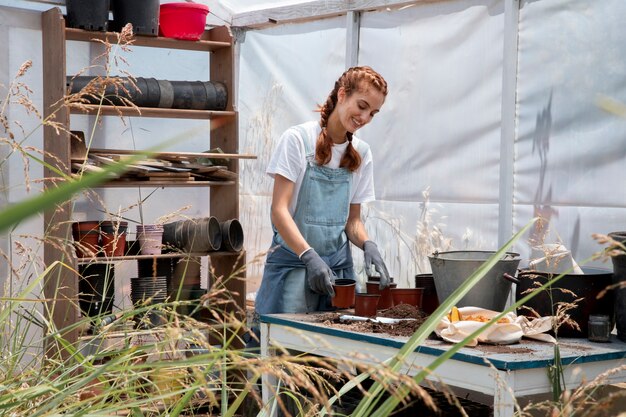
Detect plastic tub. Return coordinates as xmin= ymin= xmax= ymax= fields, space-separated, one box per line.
xmin=159 ymin=3 xmax=209 ymax=41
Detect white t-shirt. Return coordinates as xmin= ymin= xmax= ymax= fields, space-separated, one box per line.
xmin=266 ymin=121 xmax=376 ymax=215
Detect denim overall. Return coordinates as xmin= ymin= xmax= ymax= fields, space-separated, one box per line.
xmin=255 ymin=126 xmax=362 ymax=315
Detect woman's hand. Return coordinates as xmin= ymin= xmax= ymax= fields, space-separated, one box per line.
xmin=363 ymin=240 xmax=390 ymax=289
xmin=300 ymin=248 xmax=336 ymax=296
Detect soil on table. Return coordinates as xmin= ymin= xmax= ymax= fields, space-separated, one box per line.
xmin=314 ymin=304 xmax=428 ymax=337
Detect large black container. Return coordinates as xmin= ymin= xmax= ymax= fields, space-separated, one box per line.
xmin=66 ymin=0 xmax=110 ymax=32
xmin=111 ymin=0 xmax=159 ymax=36
xmin=609 ymin=231 xmax=626 ymax=341
xmin=78 ymin=263 xmax=115 ymax=317
xmin=515 ymin=267 xmax=615 ymax=338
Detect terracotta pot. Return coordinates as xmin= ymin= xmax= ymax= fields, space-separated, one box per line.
xmin=366 ymin=281 xmax=397 ymax=310
xmin=391 ymin=287 xmax=424 ymax=309
xmin=354 ymin=293 xmax=380 ymax=317
xmin=100 ymin=220 xmax=128 ymax=257
xmin=331 ymin=278 xmax=356 ymax=309
xmin=72 ymin=221 xmax=101 ymax=258
xmin=415 ymin=273 xmax=439 ymax=314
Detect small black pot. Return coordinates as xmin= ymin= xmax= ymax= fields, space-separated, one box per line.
xmin=111 ymin=0 xmax=159 ymax=36
xmin=78 ymin=263 xmax=115 ymax=317
xmin=66 ymin=0 xmax=110 ymax=32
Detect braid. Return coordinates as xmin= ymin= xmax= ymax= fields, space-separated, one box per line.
xmin=315 ymin=83 xmax=338 ymax=166
xmin=316 ymin=66 xmax=388 ymax=171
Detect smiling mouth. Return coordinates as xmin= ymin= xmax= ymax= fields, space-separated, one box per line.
xmin=352 ymin=118 xmax=362 ymax=128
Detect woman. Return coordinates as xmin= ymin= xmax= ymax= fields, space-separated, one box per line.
xmin=255 ymin=66 xmax=390 ymax=316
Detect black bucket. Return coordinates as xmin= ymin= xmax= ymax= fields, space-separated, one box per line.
xmin=66 ymin=0 xmax=110 ymax=32
xmin=515 ymin=267 xmax=615 ymax=338
xmin=609 ymin=231 xmax=626 ymax=341
xmin=78 ymin=263 xmax=115 ymax=317
xmin=111 ymin=0 xmax=159 ymax=36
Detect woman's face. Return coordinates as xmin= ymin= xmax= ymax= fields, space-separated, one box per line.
xmin=336 ymin=85 xmax=386 ymax=133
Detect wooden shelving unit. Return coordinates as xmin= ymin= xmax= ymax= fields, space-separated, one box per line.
xmin=41 ymin=7 xmax=248 ymax=346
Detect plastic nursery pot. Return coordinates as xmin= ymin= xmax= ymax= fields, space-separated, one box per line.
xmin=100 ymin=220 xmax=128 ymax=257
xmin=78 ymin=263 xmax=115 ymax=317
xmin=163 ymin=217 xmax=222 ymax=253
xmin=111 ymin=0 xmax=160 ymax=36
xmin=366 ymin=281 xmax=398 ymax=310
xmin=391 ymin=287 xmax=424 ymax=309
xmin=65 ymin=0 xmax=110 ymax=32
xmin=220 ymin=219 xmax=244 ymax=252
xmin=72 ymin=221 xmax=101 ymax=258
xmin=354 ymin=293 xmax=380 ymax=317
xmin=331 ymin=278 xmax=356 ymax=309
xmin=415 ymin=273 xmax=440 ymax=314
xmin=136 ymin=224 xmax=164 ymax=255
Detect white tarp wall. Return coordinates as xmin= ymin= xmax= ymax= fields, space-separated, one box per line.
xmin=2 ymin=0 xmax=626 ymax=303
xmin=238 ymin=0 xmax=626 ymax=295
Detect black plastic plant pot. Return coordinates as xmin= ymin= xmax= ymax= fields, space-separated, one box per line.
xmin=111 ymin=0 xmax=159 ymax=36
xmin=66 ymin=0 xmax=110 ymax=32
xmin=78 ymin=263 xmax=115 ymax=317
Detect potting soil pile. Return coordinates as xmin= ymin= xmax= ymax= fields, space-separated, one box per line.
xmin=315 ymin=304 xmax=428 ymax=337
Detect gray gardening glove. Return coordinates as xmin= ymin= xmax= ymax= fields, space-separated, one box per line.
xmin=363 ymin=240 xmax=390 ymax=290
xmin=300 ymin=248 xmax=336 ymax=296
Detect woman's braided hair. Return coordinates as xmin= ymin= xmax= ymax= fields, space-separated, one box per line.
xmin=316 ymin=66 xmax=388 ymax=171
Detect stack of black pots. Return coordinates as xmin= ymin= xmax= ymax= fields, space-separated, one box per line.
xmin=66 ymin=76 xmax=228 ymax=111
xmin=65 ymin=0 xmax=160 ymax=36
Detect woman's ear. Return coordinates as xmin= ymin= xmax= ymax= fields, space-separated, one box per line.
xmin=337 ymin=86 xmax=346 ymax=103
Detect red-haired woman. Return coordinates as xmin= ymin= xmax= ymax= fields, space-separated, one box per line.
xmin=255 ymin=66 xmax=391 ymax=318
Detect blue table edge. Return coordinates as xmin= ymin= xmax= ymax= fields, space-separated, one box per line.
xmin=260 ymin=313 xmax=626 ymax=371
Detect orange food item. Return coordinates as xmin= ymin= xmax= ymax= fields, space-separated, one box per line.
xmin=463 ymin=314 xmax=510 ymax=324
xmin=448 ymin=306 xmax=461 ymax=322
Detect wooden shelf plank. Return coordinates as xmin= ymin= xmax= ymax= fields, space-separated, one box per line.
xmin=84 ymin=148 xmax=256 ymax=160
xmin=76 ymin=251 xmax=243 ymax=264
xmin=65 ymin=28 xmax=231 ymax=52
xmin=88 ymin=180 xmax=236 ymax=187
xmin=69 ymin=105 xmax=237 ymax=119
